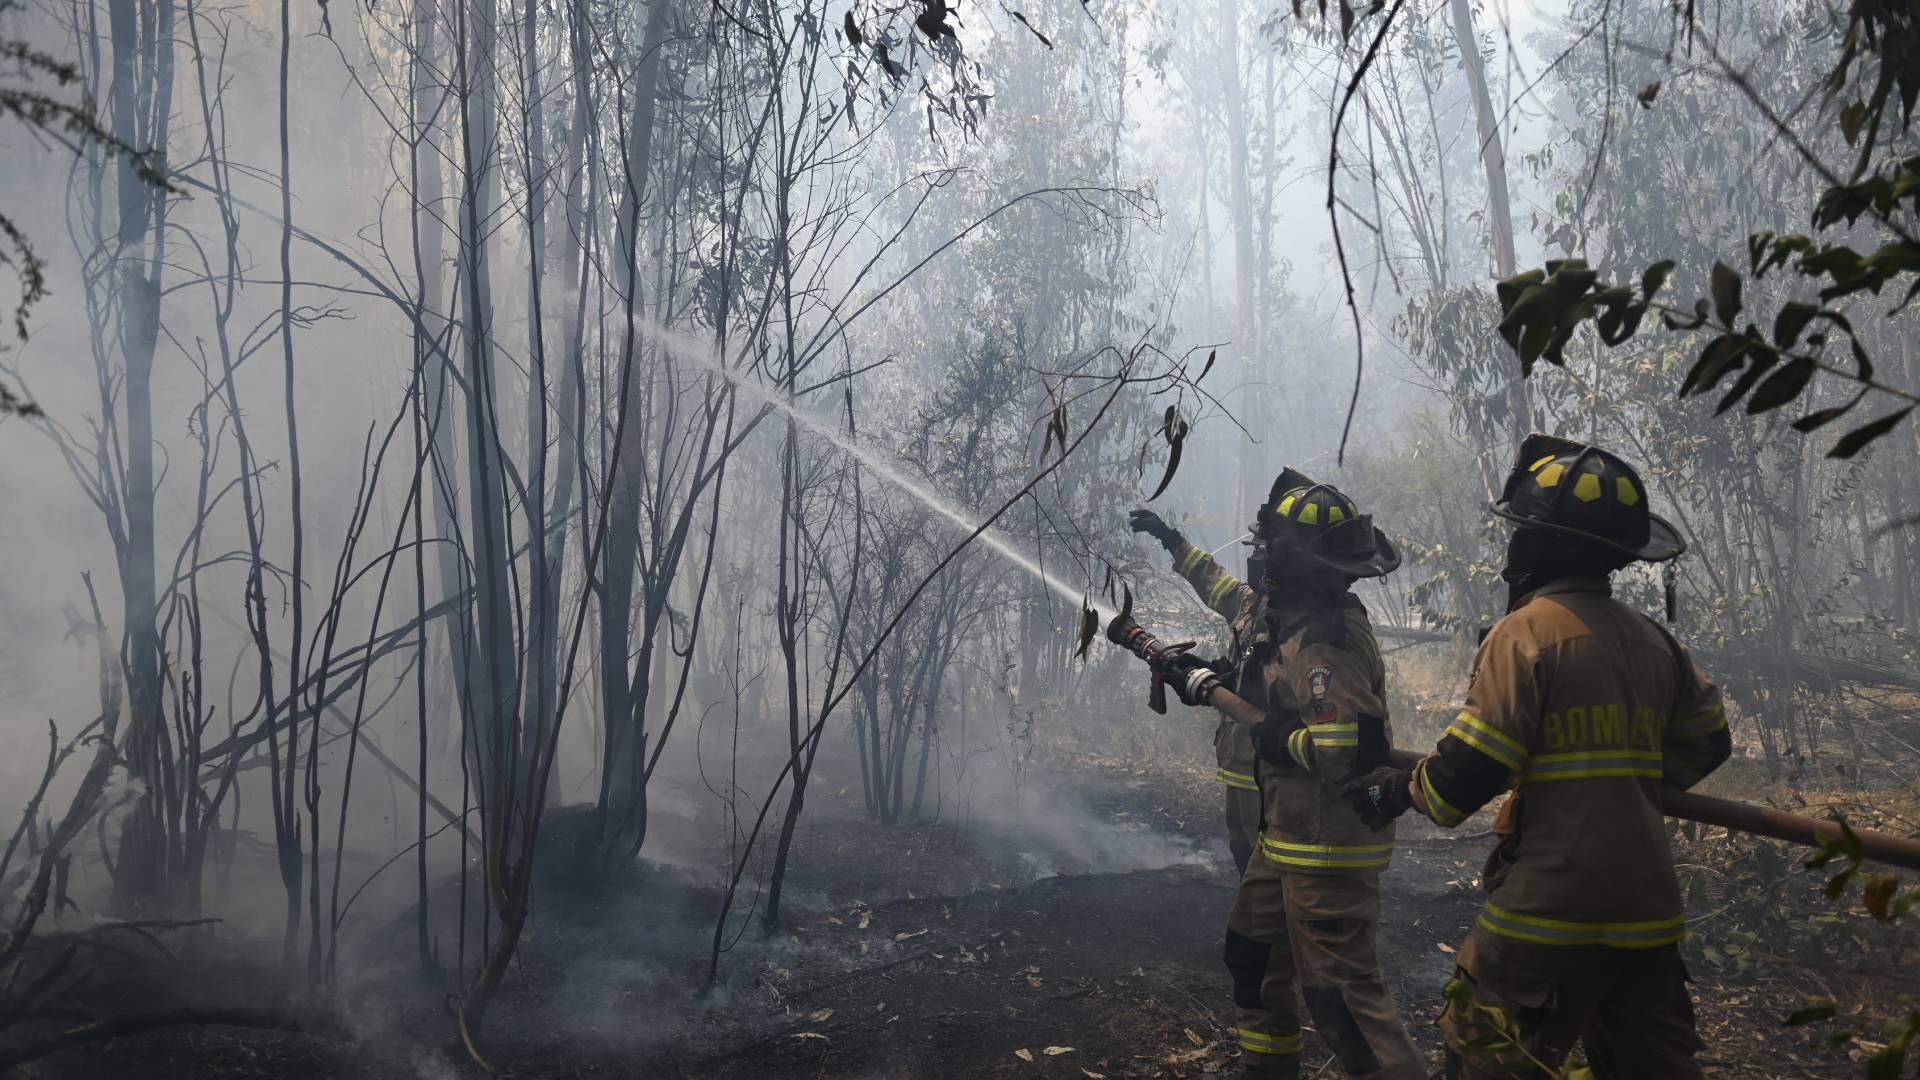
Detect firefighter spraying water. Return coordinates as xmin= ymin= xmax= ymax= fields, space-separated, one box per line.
xmin=1115 ymin=442 xmax=1920 ymax=1079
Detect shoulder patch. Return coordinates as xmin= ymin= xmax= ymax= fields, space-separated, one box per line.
xmin=1307 ymin=664 xmax=1335 ymax=721
xmin=1307 ymin=665 xmax=1331 ymax=702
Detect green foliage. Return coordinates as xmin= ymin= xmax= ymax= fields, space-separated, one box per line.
xmin=1494 ymin=248 xmax=1914 ymax=458
xmin=1441 ymin=977 xmax=1571 ymax=1077
xmin=1695 ymin=927 xmax=1760 ymax=978
xmin=1494 ymin=257 xmax=1667 ymax=374
xmin=1492 ymin=0 xmax=1920 ymax=459
xmin=1767 ymin=821 xmax=1920 ymax=1073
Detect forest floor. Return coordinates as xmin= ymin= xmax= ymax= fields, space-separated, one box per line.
xmin=32 ymin=751 xmax=1909 ymax=1080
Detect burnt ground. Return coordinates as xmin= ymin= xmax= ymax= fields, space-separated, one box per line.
xmin=28 ymin=755 xmax=1903 ymax=1080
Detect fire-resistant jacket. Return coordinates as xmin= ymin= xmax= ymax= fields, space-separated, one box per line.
xmin=1171 ymin=541 xmax=1267 ymax=795
xmin=1256 ymin=595 xmax=1398 ymax=874
xmin=1409 ymin=579 xmax=1731 ymax=947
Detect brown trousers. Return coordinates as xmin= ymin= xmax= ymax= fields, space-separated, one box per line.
xmin=1226 ymin=860 xmax=1424 ymax=1079
xmin=1224 ymin=784 xmax=1262 ymax=875
xmin=1440 ymin=929 xmax=1705 ymax=1079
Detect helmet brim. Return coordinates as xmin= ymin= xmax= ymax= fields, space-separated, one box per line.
xmin=1299 ymin=526 xmax=1402 ymax=578
xmin=1489 ymin=501 xmax=1687 ymax=563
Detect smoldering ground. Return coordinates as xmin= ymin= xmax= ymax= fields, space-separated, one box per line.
xmin=24 ymin=729 xmax=1257 ymax=1078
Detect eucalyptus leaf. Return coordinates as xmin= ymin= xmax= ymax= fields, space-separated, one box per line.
xmin=1772 ymin=302 xmax=1819 ymax=349
xmin=1711 ymin=262 xmax=1743 ymax=325
xmin=1828 ymin=406 xmax=1915 ymax=459
xmin=1745 ymin=356 xmax=1816 ymax=414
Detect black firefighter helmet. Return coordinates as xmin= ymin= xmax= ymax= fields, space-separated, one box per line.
xmin=1254 ymin=466 xmax=1401 ymax=579
xmin=1491 ymin=433 xmax=1685 ymax=562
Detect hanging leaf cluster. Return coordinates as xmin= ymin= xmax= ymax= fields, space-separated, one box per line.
xmin=1139 ymin=405 xmax=1188 ymax=502
xmin=1491 ymin=0 xmax=1920 ymax=461
xmin=1494 ymin=241 xmax=1913 ymax=460
xmin=1494 ymin=258 xmax=1667 ymax=375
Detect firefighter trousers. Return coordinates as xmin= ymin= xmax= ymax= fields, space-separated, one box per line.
xmin=1223 ymin=784 xmax=1261 ymax=876
xmin=1439 ymin=929 xmax=1704 ymax=1079
xmin=1224 ymin=862 xmax=1424 ymax=1079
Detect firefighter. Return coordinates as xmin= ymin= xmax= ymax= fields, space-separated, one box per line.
xmin=1162 ymin=469 xmax=1424 ymax=1080
xmin=1343 ymin=434 xmax=1732 ymax=1079
xmin=1128 ymin=506 xmax=1267 ymax=874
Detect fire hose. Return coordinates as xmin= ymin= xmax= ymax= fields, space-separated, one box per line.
xmin=1106 ymin=613 xmax=1920 ymax=874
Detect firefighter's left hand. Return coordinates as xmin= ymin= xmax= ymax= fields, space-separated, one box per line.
xmin=1127 ymin=509 xmax=1184 ymax=553
xmin=1127 ymin=508 xmax=1176 ymax=540
xmin=1152 ymin=651 xmax=1219 ymax=707
xmin=1342 ymin=766 xmax=1414 ymax=830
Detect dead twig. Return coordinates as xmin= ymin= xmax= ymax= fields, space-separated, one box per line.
xmin=449 ymin=993 xmax=497 ymax=1076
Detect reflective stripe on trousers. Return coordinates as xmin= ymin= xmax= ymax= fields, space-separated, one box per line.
xmin=1218 ymin=766 xmax=1260 ymax=792
xmin=1238 ymin=1026 xmax=1305 ymax=1056
xmin=1261 ymin=837 xmax=1393 ymax=870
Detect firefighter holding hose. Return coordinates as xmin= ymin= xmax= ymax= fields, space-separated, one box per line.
xmin=1127 ymin=506 xmax=1268 ymax=874
xmin=1140 ymin=469 xmax=1424 ymax=1079
xmin=1344 ymin=435 xmax=1732 ymax=1078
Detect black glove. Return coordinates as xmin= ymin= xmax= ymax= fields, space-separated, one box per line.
xmin=1342 ymin=765 xmax=1415 ymax=830
xmin=1128 ymin=509 xmax=1184 ymax=554
xmin=1250 ymin=715 xmax=1302 ymax=767
xmin=1150 ymin=650 xmax=1220 ymax=707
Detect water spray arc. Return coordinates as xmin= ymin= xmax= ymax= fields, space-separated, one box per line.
xmin=633 ymin=319 xmax=1116 ymax=622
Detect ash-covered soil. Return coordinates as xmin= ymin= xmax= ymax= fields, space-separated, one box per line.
xmin=33 ymin=758 xmax=1884 ymax=1079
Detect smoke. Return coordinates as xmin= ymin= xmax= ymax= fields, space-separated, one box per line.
xmin=954 ymin=772 xmax=1217 ymax=885
xmin=619 ymin=313 xmax=1118 ymax=621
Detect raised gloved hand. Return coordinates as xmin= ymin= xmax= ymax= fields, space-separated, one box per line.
xmin=1250 ymin=715 xmax=1303 ymax=767
xmin=1342 ymin=765 xmax=1415 ymax=830
xmin=1127 ymin=509 xmax=1184 ymax=554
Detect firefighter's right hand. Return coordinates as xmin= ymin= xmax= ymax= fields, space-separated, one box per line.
xmin=1250 ymin=716 xmax=1301 ymax=766
xmin=1342 ymin=766 xmax=1414 ymax=830
xmin=1127 ymin=509 xmax=1180 ymax=546
xmin=1152 ymin=651 xmax=1219 ymax=707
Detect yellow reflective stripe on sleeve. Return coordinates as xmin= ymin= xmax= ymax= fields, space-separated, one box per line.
xmin=1452 ymin=712 xmax=1527 ymax=760
xmin=1237 ymin=1027 xmax=1305 ymax=1056
xmin=1261 ymin=837 xmax=1393 ymax=869
xmin=1286 ymin=727 xmax=1312 ymax=769
xmin=1216 ymin=766 xmax=1259 ymax=791
xmin=1207 ymin=575 xmax=1241 ymax=608
xmin=1445 ymin=712 xmax=1526 ymax=771
xmin=1416 ymin=760 xmax=1469 ymax=827
xmin=1309 ymin=722 xmax=1360 ymax=747
xmin=1520 ymin=749 xmax=1661 ymax=782
xmin=1177 ymin=545 xmax=1206 ymax=574
xmin=1477 ymin=903 xmax=1686 ymax=948
xmin=1673 ymin=701 xmax=1727 ymax=738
